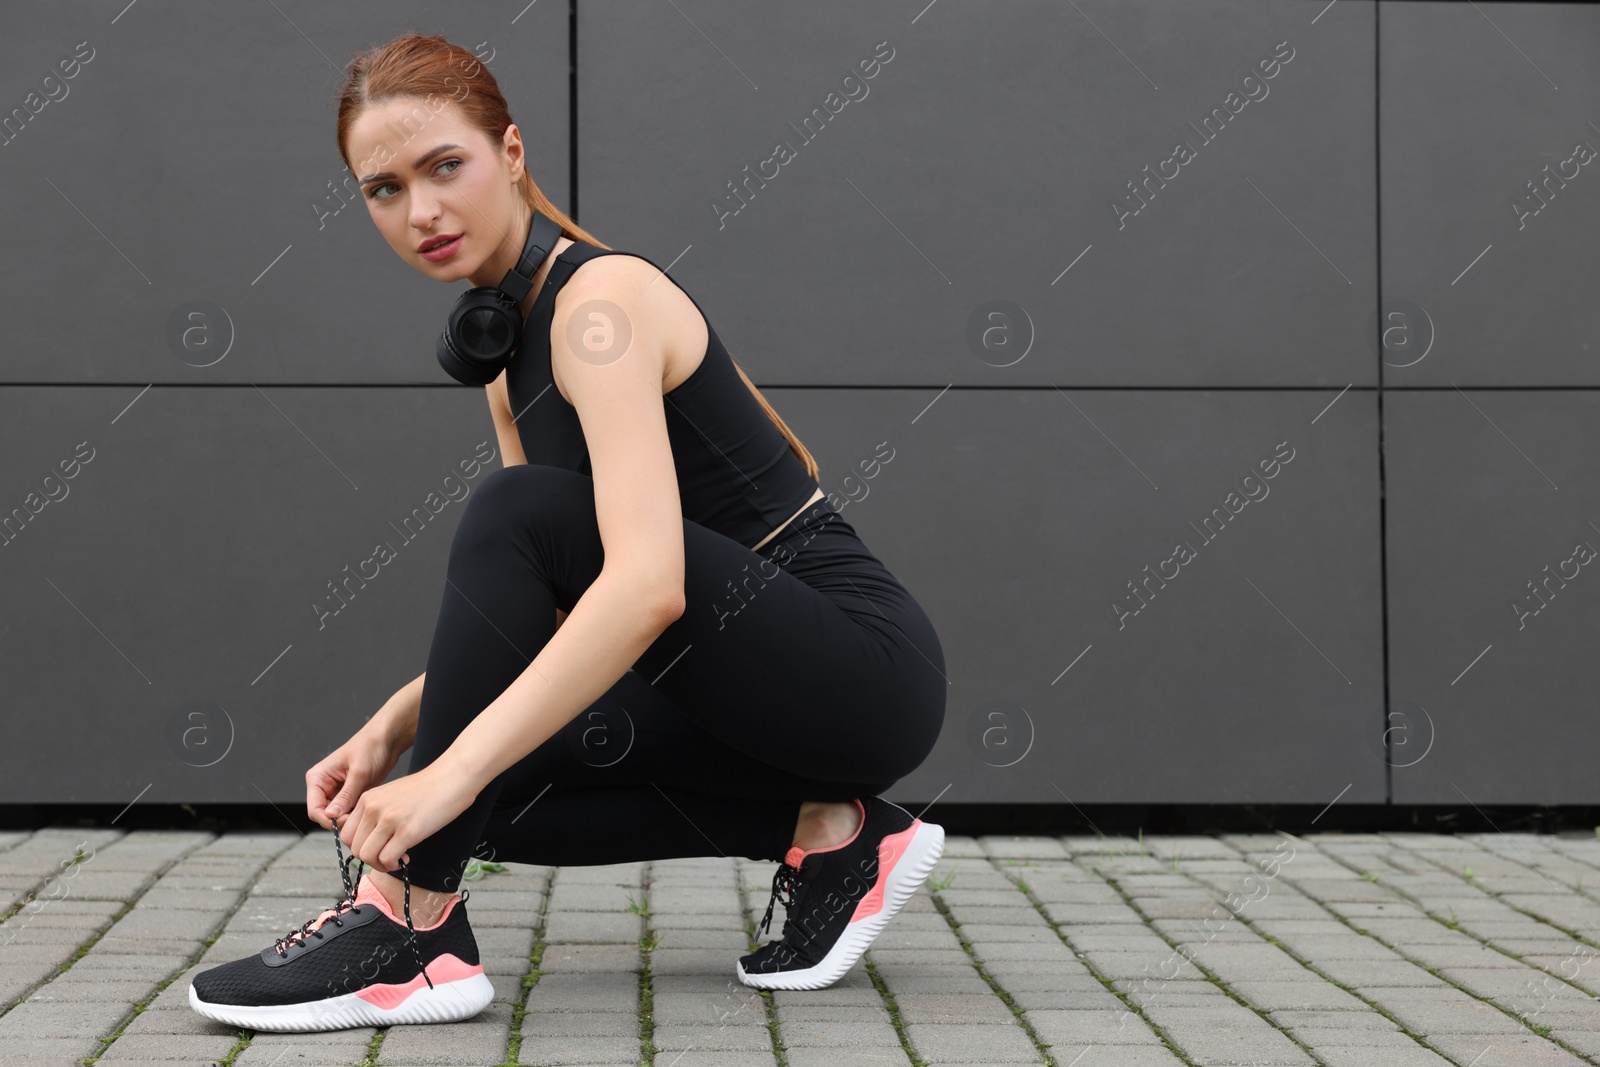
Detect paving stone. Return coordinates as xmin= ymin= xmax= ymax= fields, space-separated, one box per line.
xmin=91 ymin=1032 xmax=239 ymax=1064
xmin=949 ymin=923 xmax=1060 ymax=946
xmin=517 ymin=1033 xmax=643 ymax=1064
xmin=1057 ymin=992 xmax=1151 ymax=1015
xmin=537 ymin=943 xmax=640 ymax=972
xmin=653 ymin=928 xmax=749 ymax=951
xmin=0 ymin=922 xmax=104 ymax=946
xmin=377 ymin=999 xmax=514 ymax=1063
xmin=121 ymin=1002 xmax=239 ymax=1036
xmin=893 ymin=991 xmax=1017 ymax=1025
xmin=520 ymin=1010 xmax=638 ymax=1039
xmin=70 ymin=951 xmax=193 ymax=974
xmin=1314 ymin=958 xmax=1450 ymax=987
xmin=966 ymin=940 xmax=1081 ymax=966
xmin=233 ymin=1030 xmax=377 ymax=1065
xmin=1314 ymin=1047 xmax=1470 ymax=1065
xmin=878 ymin=971 xmax=1001 ymax=996
xmin=0 ymin=999 xmax=130 ymax=1039
xmin=1228 ymin=980 xmax=1371 ymax=1012
xmin=103 ymin=906 xmax=234 ymax=939
xmin=545 ymin=886 xmax=641 ymax=916
xmin=1366 ymin=990 xmax=1532 ymax=1035
xmin=937 ymin=889 xmax=1036 ymax=908
xmin=1017 ymin=1048 xmax=1185 ymax=1066
xmin=0 ymin=1036 xmax=108 ymax=1065
xmin=1403 ymin=942 xmax=1523 ymax=968
xmin=1423 ymin=1032 xmax=1592 ymax=1065
xmin=1558 ymin=1029 xmax=1600 ymax=1058
xmin=542 ymin=911 xmax=643 ymax=943
xmin=649 ymin=1021 xmax=773 ymax=1050
xmin=873 ymin=928 xmax=965 ymax=951
xmin=0 ymin=941 xmax=80 ymax=967
xmin=478 ymin=927 xmax=537 ymax=956
xmin=1271 ymin=1009 xmax=1400 ymax=1031
xmin=782 ymin=1050 xmax=912 ymax=1067
xmin=1027 ymin=1008 xmax=1166 ymax=1044
xmin=868 ymin=947 xmax=972 ymax=967
xmin=1153 ymin=1022 xmax=1316 ymax=1064
xmin=24 ymin=977 xmax=155 ymax=1004
xmin=55 ymin=870 xmax=159 ymax=900
xmin=944 ymin=908 xmax=1041 ymax=931
xmin=1266 ymin=935 xmax=1402 ymax=960
xmin=776 ymin=1003 xmax=892 ymax=1030
xmin=649 ymin=947 xmax=743 ymax=976
xmin=978 ymin=835 xmax=1070 ymax=859
xmin=902 ymin=1020 xmax=1039 ymax=1062
xmin=525 ymin=971 xmax=642 ymax=1013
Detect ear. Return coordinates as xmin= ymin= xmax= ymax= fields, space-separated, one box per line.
xmin=502 ymin=123 xmax=526 ymax=182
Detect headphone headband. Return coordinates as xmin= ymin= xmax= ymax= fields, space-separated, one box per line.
xmin=500 ymin=210 xmax=562 ymax=304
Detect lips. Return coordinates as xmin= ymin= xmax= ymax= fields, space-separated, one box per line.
xmin=419 ymin=233 xmax=461 ymax=253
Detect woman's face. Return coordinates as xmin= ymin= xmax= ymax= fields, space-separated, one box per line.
xmin=346 ymin=97 xmax=527 ymax=289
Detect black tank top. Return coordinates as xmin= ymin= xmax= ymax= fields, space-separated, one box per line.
xmin=504 ymin=239 xmax=820 ymax=549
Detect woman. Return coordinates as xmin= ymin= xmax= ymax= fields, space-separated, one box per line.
xmin=188 ymin=32 xmax=947 ymax=1033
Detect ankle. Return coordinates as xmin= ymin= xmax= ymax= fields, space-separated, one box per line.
xmin=367 ymin=869 xmax=455 ymax=926
xmin=791 ymin=799 xmax=862 ymax=852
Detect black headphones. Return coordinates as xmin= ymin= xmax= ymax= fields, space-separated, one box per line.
xmin=435 ymin=209 xmax=564 ymax=386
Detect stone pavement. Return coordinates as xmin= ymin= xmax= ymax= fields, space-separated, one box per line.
xmin=5 ymin=827 xmax=1600 ymax=1066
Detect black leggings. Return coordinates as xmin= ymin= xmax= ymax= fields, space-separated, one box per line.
xmin=396 ymin=463 xmax=947 ymax=894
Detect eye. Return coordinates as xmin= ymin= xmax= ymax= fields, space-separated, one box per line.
xmin=435 ymin=158 xmax=462 ymax=177
xmin=368 ymin=182 xmax=399 ymax=201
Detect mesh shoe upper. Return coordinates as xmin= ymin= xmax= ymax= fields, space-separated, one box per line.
xmin=742 ymin=796 xmax=915 ymax=974
xmin=192 ymin=872 xmax=479 ymax=1007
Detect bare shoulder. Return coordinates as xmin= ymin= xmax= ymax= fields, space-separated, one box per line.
xmin=551 ymin=252 xmax=707 ymax=395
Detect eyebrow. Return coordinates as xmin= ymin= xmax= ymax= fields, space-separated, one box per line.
xmin=359 ymin=143 xmax=462 ymax=185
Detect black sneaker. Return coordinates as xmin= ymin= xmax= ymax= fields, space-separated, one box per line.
xmin=736 ymin=796 xmax=945 ymax=990
xmin=188 ymin=818 xmax=493 ymax=1031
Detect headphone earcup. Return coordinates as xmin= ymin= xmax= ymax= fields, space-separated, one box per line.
xmin=437 ymin=287 xmax=524 ymax=386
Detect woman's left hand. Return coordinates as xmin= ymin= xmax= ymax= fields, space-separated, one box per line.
xmin=337 ymin=764 xmax=478 ymax=872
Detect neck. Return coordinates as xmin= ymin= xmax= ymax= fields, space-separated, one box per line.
xmin=467 ymin=203 xmax=559 ymax=317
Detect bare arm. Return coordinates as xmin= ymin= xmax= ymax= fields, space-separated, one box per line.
xmin=432 ymin=258 xmax=686 ymax=795
xmin=358 ymin=670 xmax=423 ymax=751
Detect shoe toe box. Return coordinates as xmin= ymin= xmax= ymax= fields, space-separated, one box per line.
xmin=738 ymin=938 xmax=804 ymax=975
xmin=191 ymin=953 xmax=275 ymax=1007
xmin=192 ymin=948 xmax=348 ymax=1008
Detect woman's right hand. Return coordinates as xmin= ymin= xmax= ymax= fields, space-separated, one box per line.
xmin=306 ymin=730 xmax=406 ymax=832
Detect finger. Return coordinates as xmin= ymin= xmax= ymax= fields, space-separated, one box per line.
xmin=349 ymin=806 xmax=377 ymax=867
xmin=344 ymin=803 xmax=363 ymax=854
xmin=377 ymin=830 xmax=398 ymax=871
xmin=365 ymin=825 xmax=392 ymax=871
xmin=380 ymin=828 xmax=412 ymax=873
xmin=306 ymin=775 xmax=327 ymax=828
xmin=339 ymin=805 xmax=360 ymax=853
xmin=310 ymin=798 xmax=338 ymax=832
xmin=326 ymin=770 xmax=366 ymax=820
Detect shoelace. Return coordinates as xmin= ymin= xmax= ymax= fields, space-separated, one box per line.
xmin=270 ymin=815 xmax=436 ymax=991
xmin=757 ymin=859 xmax=806 ymax=939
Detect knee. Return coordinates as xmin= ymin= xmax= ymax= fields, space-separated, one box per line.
xmin=452 ymin=464 xmax=592 ymax=552
xmin=472 ymin=463 xmax=589 ymax=512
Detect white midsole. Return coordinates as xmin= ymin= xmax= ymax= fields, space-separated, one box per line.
xmin=188 ymin=971 xmax=494 ymax=1032
xmin=736 ymin=820 xmax=946 ymax=991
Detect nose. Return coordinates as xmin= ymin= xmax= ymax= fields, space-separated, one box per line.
xmin=409 ymin=191 xmax=443 ymax=237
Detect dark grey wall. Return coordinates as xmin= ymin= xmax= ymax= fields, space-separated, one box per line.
xmin=0 ymin=1 xmax=1590 ymax=811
